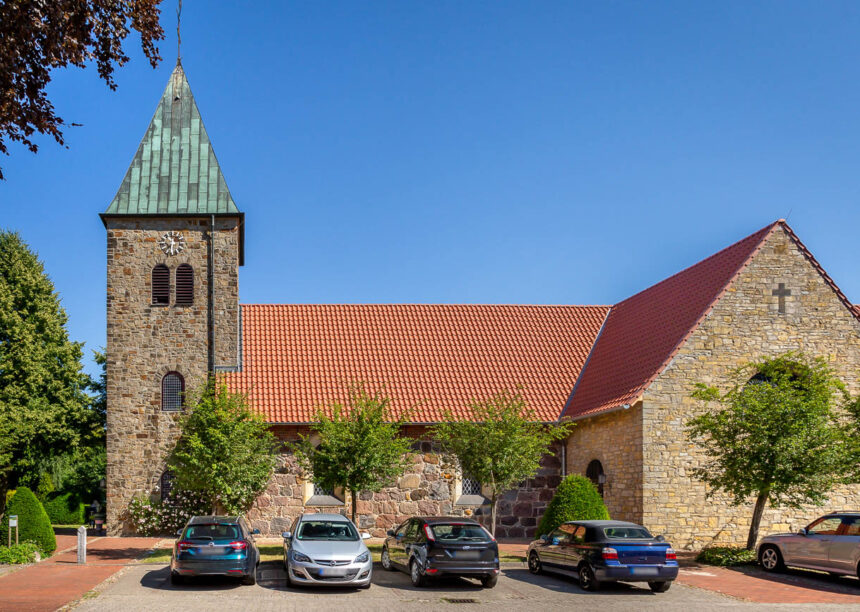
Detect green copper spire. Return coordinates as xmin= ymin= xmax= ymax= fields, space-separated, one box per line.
xmin=105 ymin=64 xmax=239 ymax=215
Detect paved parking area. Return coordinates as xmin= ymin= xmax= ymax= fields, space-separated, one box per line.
xmin=71 ymin=561 xmax=860 ymax=611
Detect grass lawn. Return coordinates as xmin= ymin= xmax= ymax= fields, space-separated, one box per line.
xmin=142 ymin=543 xmax=525 ymax=564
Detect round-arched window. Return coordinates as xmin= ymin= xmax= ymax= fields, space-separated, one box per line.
xmin=586 ymin=459 xmax=605 ymax=497
xmin=161 ymin=372 xmax=185 ymax=411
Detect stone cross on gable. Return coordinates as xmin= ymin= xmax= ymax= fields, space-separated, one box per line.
xmin=772 ymin=283 xmax=791 ymax=314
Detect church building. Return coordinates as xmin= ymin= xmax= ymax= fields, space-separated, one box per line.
xmin=102 ymin=65 xmax=860 ymax=548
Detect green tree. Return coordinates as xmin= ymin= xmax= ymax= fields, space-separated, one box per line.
xmin=168 ymin=382 xmax=278 ymax=515
xmin=536 ymin=474 xmax=610 ymax=536
xmin=293 ymin=385 xmax=414 ymax=524
xmin=432 ymin=389 xmax=573 ymax=535
xmin=0 ymin=0 xmax=164 ymax=179
xmin=688 ymin=353 xmax=849 ymax=550
xmin=0 ymin=230 xmax=94 ymax=514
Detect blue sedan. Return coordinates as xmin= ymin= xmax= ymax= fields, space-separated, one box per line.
xmin=170 ymin=515 xmax=260 ymax=585
xmin=527 ymin=520 xmax=678 ymax=592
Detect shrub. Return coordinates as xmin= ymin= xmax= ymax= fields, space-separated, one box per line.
xmin=126 ymin=488 xmax=210 ymax=536
xmin=0 ymin=541 xmax=41 ymax=564
xmin=0 ymin=487 xmax=56 ymax=555
xmin=536 ymin=474 xmax=609 ymax=536
xmin=695 ymin=546 xmax=757 ymax=566
xmin=35 ymin=473 xmax=54 ymax=501
xmin=5 ymin=489 xmax=15 ymax=506
xmin=43 ymin=492 xmax=87 ymax=525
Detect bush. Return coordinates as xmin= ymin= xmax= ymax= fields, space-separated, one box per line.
xmin=126 ymin=489 xmax=210 ymax=536
xmin=43 ymin=492 xmax=87 ymax=525
xmin=0 ymin=541 xmax=41 ymax=564
xmin=35 ymin=473 xmax=54 ymax=501
xmin=0 ymin=487 xmax=56 ymax=555
xmin=695 ymin=546 xmax=757 ymax=566
xmin=536 ymin=474 xmax=609 ymax=536
xmin=5 ymin=490 xmax=15 ymax=506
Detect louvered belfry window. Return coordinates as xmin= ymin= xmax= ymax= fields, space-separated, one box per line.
xmin=161 ymin=372 xmax=184 ymax=411
xmin=175 ymin=264 xmax=194 ymax=305
xmin=152 ymin=265 xmax=170 ymax=305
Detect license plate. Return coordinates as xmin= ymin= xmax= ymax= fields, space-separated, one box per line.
xmin=454 ymin=551 xmax=481 ymax=560
xmin=318 ymin=567 xmax=347 ymax=577
xmin=631 ymin=567 xmax=658 ymax=576
xmin=199 ymin=546 xmax=225 ymax=555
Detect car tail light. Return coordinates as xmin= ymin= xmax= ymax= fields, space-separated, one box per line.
xmin=177 ymin=541 xmax=194 ymax=552
xmin=230 ymin=541 xmax=248 ymax=550
xmin=602 ymin=547 xmax=618 ymax=560
xmin=665 ymin=548 xmax=676 ymax=561
xmin=423 ymin=524 xmax=435 ymax=541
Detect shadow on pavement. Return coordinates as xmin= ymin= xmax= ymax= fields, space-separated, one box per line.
xmin=503 ymin=567 xmax=660 ymax=596
xmin=53 ymin=548 xmax=154 ymax=563
xmin=729 ymin=565 xmax=860 ymax=595
xmin=140 ymin=565 xmax=245 ymax=591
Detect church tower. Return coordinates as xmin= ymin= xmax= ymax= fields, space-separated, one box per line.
xmin=101 ymin=64 xmax=243 ymax=534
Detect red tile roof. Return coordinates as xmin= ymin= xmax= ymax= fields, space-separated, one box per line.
xmin=562 ymin=221 xmax=779 ymax=420
xmin=224 ymin=304 xmax=609 ymax=423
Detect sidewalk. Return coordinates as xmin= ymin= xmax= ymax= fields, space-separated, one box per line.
xmin=0 ymin=536 xmax=160 ymax=612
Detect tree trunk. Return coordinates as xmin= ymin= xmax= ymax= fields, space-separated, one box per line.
xmin=747 ymin=488 xmax=770 ymax=550
xmin=490 ymin=493 xmax=498 ymax=537
xmin=351 ymin=489 xmax=357 ymax=524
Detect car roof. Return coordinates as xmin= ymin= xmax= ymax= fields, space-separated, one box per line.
xmin=415 ymin=516 xmax=481 ymax=525
xmin=300 ymin=513 xmax=352 ymax=522
xmin=565 ymin=520 xmax=647 ymax=528
xmin=188 ymin=515 xmax=241 ymax=524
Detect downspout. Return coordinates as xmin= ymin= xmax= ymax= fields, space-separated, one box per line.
xmin=208 ymin=214 xmax=215 ymax=374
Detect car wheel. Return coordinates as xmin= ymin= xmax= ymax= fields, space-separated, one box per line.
xmin=169 ymin=571 xmax=183 ymax=585
xmin=528 ymin=551 xmax=542 ymax=575
xmin=649 ymin=581 xmax=671 ymax=593
xmin=410 ymin=559 xmax=426 ymax=587
xmin=381 ymin=547 xmax=394 ymax=571
xmin=758 ymin=545 xmax=785 ymax=572
xmin=242 ymin=571 xmax=256 ymax=586
xmin=578 ymin=564 xmax=600 ymax=592
xmin=481 ymin=573 xmax=498 ymax=588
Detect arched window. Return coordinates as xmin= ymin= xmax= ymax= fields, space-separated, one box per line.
xmin=152 ymin=265 xmax=170 ymax=305
xmin=175 ymin=264 xmax=194 ymax=306
xmin=160 ymin=471 xmax=175 ymax=501
xmin=161 ymin=372 xmax=184 ymax=411
xmin=586 ymin=459 xmax=605 ymax=497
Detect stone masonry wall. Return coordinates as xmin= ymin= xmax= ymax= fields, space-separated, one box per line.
xmin=565 ymin=405 xmax=643 ymax=525
xmin=642 ymin=225 xmax=860 ymax=550
xmin=246 ymin=427 xmax=562 ymax=538
xmin=105 ymin=216 xmax=240 ymax=534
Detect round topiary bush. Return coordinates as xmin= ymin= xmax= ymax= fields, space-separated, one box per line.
xmin=536 ymin=474 xmax=609 ymax=536
xmin=0 ymin=487 xmax=57 ymax=555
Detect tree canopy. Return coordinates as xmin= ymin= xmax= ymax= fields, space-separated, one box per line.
xmin=293 ymin=384 xmax=414 ymax=523
xmin=432 ymin=389 xmax=572 ymax=535
xmin=688 ymin=353 xmax=850 ymax=549
xmin=0 ymin=0 xmax=164 ymax=179
xmin=0 ymin=230 xmax=95 ymax=513
xmin=168 ymin=382 xmax=278 ymax=515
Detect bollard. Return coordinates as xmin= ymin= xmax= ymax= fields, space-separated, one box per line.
xmin=77 ymin=525 xmax=87 ymax=564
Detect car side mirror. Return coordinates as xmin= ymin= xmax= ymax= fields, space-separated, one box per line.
xmin=176 ymin=528 xmax=183 ymax=537
xmin=539 ymin=534 xmax=548 ymax=542
xmin=386 ymin=530 xmax=395 ymax=537
xmin=655 ymin=534 xmax=666 ymax=542
xmin=798 ymin=528 xmax=807 ymax=536
xmin=282 ymin=531 xmax=292 ymax=539
xmin=361 ymin=532 xmax=371 ymax=540
xmin=252 ymin=528 xmax=261 ymax=535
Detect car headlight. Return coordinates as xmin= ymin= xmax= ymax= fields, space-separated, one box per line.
xmin=354 ymin=551 xmax=370 ymax=564
xmin=291 ymin=550 xmax=312 ymax=563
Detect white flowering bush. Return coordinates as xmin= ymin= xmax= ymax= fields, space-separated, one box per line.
xmin=127 ymin=489 xmax=210 ymax=536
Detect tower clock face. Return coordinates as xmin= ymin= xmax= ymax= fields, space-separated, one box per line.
xmin=158 ymin=231 xmax=186 ymax=256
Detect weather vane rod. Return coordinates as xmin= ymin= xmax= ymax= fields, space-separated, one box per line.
xmin=177 ymin=0 xmax=183 ymax=65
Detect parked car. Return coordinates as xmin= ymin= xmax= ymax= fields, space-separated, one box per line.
xmin=381 ymin=517 xmax=500 ymax=588
xmin=757 ymin=511 xmax=860 ymax=578
xmin=170 ymin=515 xmax=260 ymax=585
xmin=282 ymin=513 xmax=373 ymax=588
xmin=527 ymin=520 xmax=678 ymax=592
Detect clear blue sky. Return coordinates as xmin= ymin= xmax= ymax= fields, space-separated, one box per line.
xmin=2 ymin=1 xmax=859 ymax=376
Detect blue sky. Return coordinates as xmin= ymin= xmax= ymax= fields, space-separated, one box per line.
xmin=2 ymin=1 xmax=859 ymax=376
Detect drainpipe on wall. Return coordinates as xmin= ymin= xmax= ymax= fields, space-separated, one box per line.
xmin=207 ymin=214 xmax=215 ymax=374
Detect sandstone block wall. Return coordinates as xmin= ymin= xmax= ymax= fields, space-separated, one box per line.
xmin=105 ymin=216 xmax=241 ymax=534
xmin=642 ymin=225 xmax=860 ymax=549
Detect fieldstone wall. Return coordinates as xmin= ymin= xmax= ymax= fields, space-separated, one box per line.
xmin=105 ymin=216 xmax=241 ymax=534
xmin=641 ymin=225 xmax=860 ymax=549
xmin=565 ymin=405 xmax=643 ymax=524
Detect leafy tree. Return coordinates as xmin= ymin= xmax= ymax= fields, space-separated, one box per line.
xmin=0 ymin=487 xmax=56 ymax=554
xmin=688 ymin=353 xmax=849 ymax=550
xmin=536 ymin=474 xmax=609 ymax=536
xmin=168 ymin=382 xmax=278 ymax=515
xmin=844 ymin=394 xmax=860 ymax=483
xmin=0 ymin=230 xmax=94 ymax=514
xmin=432 ymin=389 xmax=573 ymax=535
xmin=293 ymin=384 xmax=414 ymax=524
xmin=0 ymin=0 xmax=164 ymax=179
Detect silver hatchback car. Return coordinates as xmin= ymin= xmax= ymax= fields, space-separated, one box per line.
xmin=282 ymin=513 xmax=373 ymax=588
xmin=757 ymin=512 xmax=860 ymax=578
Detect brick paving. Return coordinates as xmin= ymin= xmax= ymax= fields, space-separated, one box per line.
xmin=0 ymin=537 xmax=160 ymax=612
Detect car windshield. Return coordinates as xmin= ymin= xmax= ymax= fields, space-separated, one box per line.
xmin=296 ymin=520 xmax=358 ymax=541
xmin=603 ymin=527 xmax=653 ymax=539
xmin=183 ymin=524 xmax=240 ymax=540
xmin=430 ymin=523 xmax=491 ymax=542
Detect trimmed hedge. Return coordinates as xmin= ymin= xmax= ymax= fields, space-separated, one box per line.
xmin=0 ymin=487 xmax=56 ymax=555
xmin=43 ymin=492 xmax=87 ymax=525
xmin=536 ymin=474 xmax=610 ymax=536
xmin=695 ymin=546 xmax=757 ymax=566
